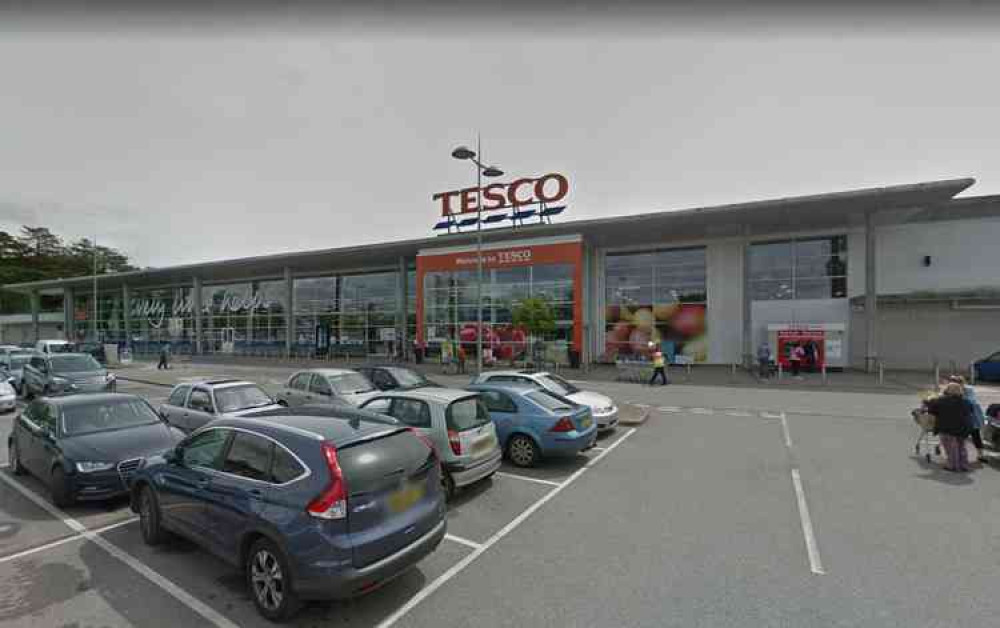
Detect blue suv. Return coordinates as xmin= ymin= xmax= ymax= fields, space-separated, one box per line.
xmin=129 ymin=413 xmax=446 ymax=621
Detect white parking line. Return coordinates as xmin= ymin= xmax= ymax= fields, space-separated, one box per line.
xmin=444 ymin=534 xmax=483 ymax=550
xmin=658 ymin=406 xmax=682 ymax=413
xmin=689 ymin=408 xmax=713 ymax=415
xmin=376 ymin=427 xmax=638 ymax=628
xmin=780 ymin=412 xmax=794 ymax=448
xmin=493 ymin=471 xmax=562 ymax=488
xmin=725 ymin=411 xmax=752 ymax=417
xmin=791 ymin=469 xmax=825 ymax=575
xmin=0 ymin=472 xmax=241 ymax=628
xmin=0 ymin=517 xmax=138 ymax=565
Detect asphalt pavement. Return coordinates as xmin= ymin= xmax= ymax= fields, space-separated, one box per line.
xmin=0 ymin=362 xmax=998 ymax=627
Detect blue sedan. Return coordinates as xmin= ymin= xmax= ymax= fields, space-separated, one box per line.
xmin=466 ymin=383 xmax=597 ymax=467
xmin=974 ymin=351 xmax=1000 ymax=382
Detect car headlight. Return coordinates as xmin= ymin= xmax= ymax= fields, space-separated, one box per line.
xmin=76 ymin=461 xmax=115 ymax=473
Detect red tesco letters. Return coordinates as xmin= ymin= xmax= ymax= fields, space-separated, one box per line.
xmin=432 ymin=173 xmax=569 ymax=217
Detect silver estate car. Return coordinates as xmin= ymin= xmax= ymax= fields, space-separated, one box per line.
xmin=276 ymin=369 xmax=380 ymax=408
xmin=360 ymin=388 xmax=501 ymax=500
xmin=157 ymin=379 xmax=283 ymax=433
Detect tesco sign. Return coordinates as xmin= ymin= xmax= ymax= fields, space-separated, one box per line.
xmin=433 ymin=172 xmax=569 ymax=217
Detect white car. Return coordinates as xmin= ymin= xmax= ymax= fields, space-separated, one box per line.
xmin=470 ymin=370 xmax=619 ymax=431
xmin=35 ymin=339 xmax=73 ymax=355
xmin=0 ymin=380 xmax=15 ymax=413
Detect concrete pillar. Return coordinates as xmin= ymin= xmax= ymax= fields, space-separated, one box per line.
xmin=284 ymin=267 xmax=293 ymax=359
xmin=63 ymin=287 xmax=74 ymax=340
xmin=864 ymin=210 xmax=877 ymax=372
xmin=122 ymin=284 xmax=131 ymax=346
xmin=742 ymin=231 xmax=753 ymax=368
xmin=397 ymin=257 xmax=408 ymax=357
xmin=30 ymin=290 xmax=40 ymax=342
xmin=193 ymin=277 xmax=203 ymax=355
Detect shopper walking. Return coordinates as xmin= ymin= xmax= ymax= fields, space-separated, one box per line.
xmin=649 ymin=349 xmax=669 ymax=386
xmin=950 ymin=375 xmax=987 ymax=464
xmin=457 ymin=344 xmax=467 ymax=375
xmin=926 ymin=382 xmax=974 ymax=472
xmin=757 ymin=342 xmax=772 ymax=379
xmin=157 ymin=342 xmax=171 ymax=370
xmin=789 ymin=344 xmax=805 ymax=379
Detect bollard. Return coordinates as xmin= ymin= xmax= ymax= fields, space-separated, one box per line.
xmin=877 ymin=361 xmax=884 ymax=385
xmin=686 ymin=362 xmax=692 ymax=379
xmin=821 ymin=363 xmax=827 ymax=384
xmin=969 ymin=362 xmax=976 ymax=385
xmin=731 ymin=363 xmax=737 ymax=378
xmin=934 ymin=364 xmax=941 ymax=386
xmin=778 ymin=362 xmax=783 ymax=380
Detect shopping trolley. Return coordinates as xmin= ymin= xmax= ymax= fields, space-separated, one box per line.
xmin=912 ymin=407 xmax=941 ymax=462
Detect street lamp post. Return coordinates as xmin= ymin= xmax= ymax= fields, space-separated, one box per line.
xmin=452 ymin=137 xmax=504 ymax=375
xmin=92 ymin=233 xmax=99 ymax=342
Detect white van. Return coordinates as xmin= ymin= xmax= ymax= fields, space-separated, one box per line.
xmin=35 ymin=339 xmax=74 ymax=355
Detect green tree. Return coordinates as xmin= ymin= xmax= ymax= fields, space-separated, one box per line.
xmin=512 ymin=296 xmax=556 ymax=339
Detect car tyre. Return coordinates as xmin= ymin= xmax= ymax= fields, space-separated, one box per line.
xmin=50 ymin=466 xmax=73 ymax=508
xmin=507 ymin=434 xmax=540 ymax=468
xmin=9 ymin=439 xmax=25 ymax=476
xmin=277 ymin=400 xmax=287 ymax=407
xmin=138 ymin=485 xmax=169 ymax=546
xmin=440 ymin=468 xmax=456 ymax=501
xmin=247 ymin=537 xmax=301 ymax=622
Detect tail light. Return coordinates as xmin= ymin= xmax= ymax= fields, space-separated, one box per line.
xmin=307 ymin=442 xmax=348 ymax=520
xmin=447 ymin=429 xmax=462 ymax=455
xmin=409 ymin=427 xmax=438 ymax=459
xmin=550 ymin=417 xmax=575 ymax=433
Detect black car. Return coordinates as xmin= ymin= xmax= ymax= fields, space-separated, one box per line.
xmin=8 ymin=393 xmax=184 ymax=506
xmin=130 ymin=414 xmax=446 ymax=620
xmin=356 ymin=366 xmax=442 ymax=392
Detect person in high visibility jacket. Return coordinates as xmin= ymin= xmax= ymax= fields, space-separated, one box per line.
xmin=649 ymin=348 xmax=669 ymax=386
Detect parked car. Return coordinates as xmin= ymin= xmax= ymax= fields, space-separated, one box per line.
xmin=0 ymin=379 xmax=16 ymax=413
xmin=467 ymin=383 xmax=598 ymax=467
xmin=360 ymin=388 xmax=501 ymax=499
xmin=356 ymin=365 xmax=442 ymax=392
xmin=0 ymin=344 xmax=22 ymax=358
xmin=129 ymin=414 xmax=446 ymax=621
xmin=158 ymin=379 xmax=283 ymax=433
xmin=470 ymin=370 xmax=618 ymax=431
xmin=973 ymin=351 xmax=1000 ymax=383
xmin=35 ymin=339 xmax=74 ymax=355
xmin=8 ymin=393 xmax=184 ymax=506
xmin=0 ymin=351 xmax=35 ymax=395
xmin=276 ymin=369 xmax=380 ymax=409
xmin=73 ymin=341 xmax=107 ymax=365
xmin=22 ymin=353 xmax=116 ymax=399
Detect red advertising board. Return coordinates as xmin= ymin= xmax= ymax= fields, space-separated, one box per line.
xmin=776 ymin=329 xmax=825 ymax=369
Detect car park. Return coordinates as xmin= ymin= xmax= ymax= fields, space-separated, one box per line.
xmin=7 ymin=393 xmax=184 ymax=506
xmin=129 ymin=414 xmax=446 ymax=621
xmin=471 ymin=369 xmax=619 ymax=431
xmin=356 ymin=365 xmax=442 ymax=392
xmin=1 ymin=350 xmax=37 ymax=395
xmin=360 ymin=388 xmax=501 ymax=499
xmin=0 ymin=379 xmax=16 ymax=413
xmin=21 ymin=352 xmax=116 ymax=398
xmin=276 ymin=368 xmax=380 ymax=408
xmin=973 ymin=350 xmax=1000 ymax=382
xmin=158 ymin=379 xmax=283 ymax=433
xmin=468 ymin=383 xmax=598 ymax=467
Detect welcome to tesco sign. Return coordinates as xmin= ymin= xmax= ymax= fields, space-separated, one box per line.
xmin=432 ymin=173 xmax=569 ymax=217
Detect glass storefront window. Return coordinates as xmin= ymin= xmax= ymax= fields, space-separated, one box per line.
xmin=604 ymin=247 xmax=707 ymax=362
xmin=293 ymin=271 xmax=400 ymax=356
xmin=749 ymin=235 xmax=847 ymax=300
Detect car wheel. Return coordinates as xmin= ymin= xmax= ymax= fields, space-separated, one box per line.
xmin=507 ymin=435 xmax=540 ymax=468
xmin=277 ymin=400 xmax=287 ymax=407
xmin=247 ymin=538 xmax=301 ymax=622
xmin=138 ymin=485 xmax=169 ymax=546
xmin=50 ymin=466 xmax=73 ymax=508
xmin=440 ymin=468 xmax=456 ymax=501
xmin=9 ymin=439 xmax=25 ymax=476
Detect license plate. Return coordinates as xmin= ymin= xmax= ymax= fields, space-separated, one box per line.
xmin=387 ymin=482 xmax=424 ymax=513
xmin=472 ymin=434 xmax=495 ymax=455
xmin=580 ymin=416 xmax=592 ymax=429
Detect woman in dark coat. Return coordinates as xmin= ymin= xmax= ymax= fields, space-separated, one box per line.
xmin=926 ymin=382 xmax=974 ymax=472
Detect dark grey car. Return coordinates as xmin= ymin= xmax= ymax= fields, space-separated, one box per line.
xmin=21 ymin=353 xmax=116 ymax=399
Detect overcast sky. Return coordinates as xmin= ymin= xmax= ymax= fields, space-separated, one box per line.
xmin=1 ymin=5 xmax=999 ymax=268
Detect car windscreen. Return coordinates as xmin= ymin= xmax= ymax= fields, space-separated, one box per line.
xmin=62 ymin=398 xmax=161 ymax=436
xmin=214 ymin=385 xmax=275 ymax=413
xmin=9 ymin=355 xmax=31 ymax=369
xmin=446 ymin=396 xmax=491 ymax=431
xmin=537 ymin=373 xmax=579 ymax=396
xmin=387 ymin=368 xmax=431 ymax=388
xmin=49 ymin=355 xmax=101 ymax=373
xmin=526 ymin=390 xmax=577 ymax=413
xmin=330 ymin=373 xmax=376 ymax=394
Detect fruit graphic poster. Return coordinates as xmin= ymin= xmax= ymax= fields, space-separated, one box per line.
xmin=605 ymin=302 xmax=707 ymax=362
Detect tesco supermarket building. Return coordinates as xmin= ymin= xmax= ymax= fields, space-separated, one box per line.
xmin=4 ymin=176 xmax=1000 ymax=370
